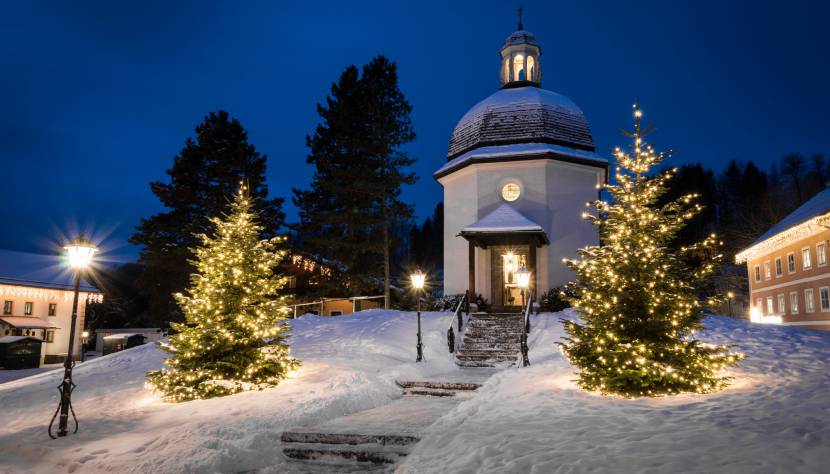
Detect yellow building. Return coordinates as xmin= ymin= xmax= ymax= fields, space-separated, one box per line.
xmin=736 ymin=188 xmax=830 ymax=330
xmin=0 ymin=249 xmax=102 ymax=364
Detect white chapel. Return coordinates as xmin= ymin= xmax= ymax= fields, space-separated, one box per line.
xmin=436 ymin=17 xmax=608 ymax=307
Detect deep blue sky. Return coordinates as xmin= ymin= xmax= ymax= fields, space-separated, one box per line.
xmin=1 ymin=0 xmax=828 ymax=260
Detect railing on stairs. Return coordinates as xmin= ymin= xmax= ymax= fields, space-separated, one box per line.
xmin=447 ymin=290 xmax=470 ymax=353
xmin=520 ymin=295 xmax=532 ymax=367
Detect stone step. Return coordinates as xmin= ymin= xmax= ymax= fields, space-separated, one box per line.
xmin=395 ymin=380 xmax=482 ymax=391
xmin=402 ymin=388 xmax=457 ymax=397
xmin=455 ymin=354 xmax=517 ymax=363
xmin=456 ymin=350 xmax=518 ymax=358
xmin=281 ymin=431 xmax=419 ymax=446
xmin=282 ymin=442 xmax=410 ymax=465
xmin=456 ymin=359 xmax=516 ymax=368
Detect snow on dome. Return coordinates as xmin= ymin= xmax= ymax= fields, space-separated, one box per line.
xmin=447 ymin=86 xmax=595 ymax=160
xmin=502 ymin=29 xmax=540 ymax=50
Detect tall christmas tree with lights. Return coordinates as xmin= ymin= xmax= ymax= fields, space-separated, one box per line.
xmin=147 ymin=186 xmax=298 ymax=402
xmin=559 ymin=105 xmax=743 ymax=397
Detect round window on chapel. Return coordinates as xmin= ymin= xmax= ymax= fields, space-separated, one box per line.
xmin=501 ymin=183 xmax=521 ymax=202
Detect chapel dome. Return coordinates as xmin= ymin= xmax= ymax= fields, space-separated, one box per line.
xmin=446 ymin=86 xmax=595 ymax=159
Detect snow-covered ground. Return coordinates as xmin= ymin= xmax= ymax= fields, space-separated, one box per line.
xmin=1 ymin=309 xmax=828 ymax=473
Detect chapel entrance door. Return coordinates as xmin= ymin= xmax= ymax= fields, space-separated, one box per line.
xmin=491 ymin=245 xmax=529 ymax=307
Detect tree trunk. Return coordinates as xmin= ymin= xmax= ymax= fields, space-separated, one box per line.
xmin=383 ymin=203 xmax=390 ymax=309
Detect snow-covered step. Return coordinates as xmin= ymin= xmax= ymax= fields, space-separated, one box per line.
xmin=282 ymin=441 xmax=411 ymax=465
xmin=281 ymin=396 xmax=463 ymax=469
xmin=395 ymin=380 xmax=482 ymax=391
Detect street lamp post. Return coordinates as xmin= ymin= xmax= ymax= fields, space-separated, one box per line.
xmin=410 ymin=270 xmax=426 ymax=363
xmin=49 ymin=236 xmax=96 ymax=439
xmin=516 ymin=266 xmax=531 ymax=367
xmin=81 ymin=330 xmax=89 ymax=363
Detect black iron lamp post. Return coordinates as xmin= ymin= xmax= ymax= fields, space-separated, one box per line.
xmin=49 ymin=236 xmax=96 ymax=439
xmin=516 ymin=266 xmax=531 ymax=367
xmin=411 ymin=270 xmax=426 ymax=362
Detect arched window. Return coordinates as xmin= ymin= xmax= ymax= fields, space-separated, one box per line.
xmin=504 ymin=58 xmax=510 ymax=83
xmin=527 ymin=56 xmax=536 ymax=81
xmin=513 ymin=55 xmax=524 ymax=82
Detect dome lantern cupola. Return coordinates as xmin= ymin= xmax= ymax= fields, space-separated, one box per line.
xmin=499 ymin=7 xmax=541 ymax=88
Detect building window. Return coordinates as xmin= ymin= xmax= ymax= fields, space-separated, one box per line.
xmin=802 ymin=247 xmax=812 ymax=270
xmin=755 ymin=297 xmax=762 ymax=312
xmin=527 ymin=55 xmax=536 ymax=81
xmin=790 ymin=292 xmax=799 ymax=314
xmin=775 ymin=257 xmax=783 ymax=277
xmin=821 ymin=287 xmax=830 ymax=312
xmin=48 ymin=303 xmax=57 ymax=316
xmin=513 ymin=54 xmax=525 ymax=81
xmin=286 ymin=276 xmax=297 ymax=289
xmin=777 ymin=294 xmax=786 ymax=314
xmin=766 ymin=296 xmax=774 ymax=315
xmin=753 ymin=265 xmax=761 ymax=282
xmin=764 ymin=261 xmax=771 ymax=280
xmin=787 ymin=253 xmax=796 ymax=273
xmin=3 ymin=301 xmax=12 ymax=315
xmin=24 ymin=302 xmax=33 ymax=315
xmin=818 ymin=243 xmax=827 ymax=267
xmin=330 ymin=311 xmax=343 ymax=316
xmin=805 ymin=288 xmax=815 ymax=313
xmin=501 ymin=183 xmax=521 ymax=202
xmin=46 ymin=330 xmax=55 ymax=343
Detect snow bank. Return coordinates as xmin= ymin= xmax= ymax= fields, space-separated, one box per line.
xmin=0 ymin=310 xmax=462 ymax=473
xmin=399 ymin=309 xmax=830 ymax=473
xmin=2 ymin=308 xmax=828 ymax=473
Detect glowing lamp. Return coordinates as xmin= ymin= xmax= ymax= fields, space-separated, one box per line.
xmin=516 ymin=266 xmax=531 ymax=290
xmin=410 ymin=270 xmax=426 ymax=291
xmin=81 ymin=331 xmax=89 ymax=339
xmin=65 ymin=236 xmax=97 ymax=270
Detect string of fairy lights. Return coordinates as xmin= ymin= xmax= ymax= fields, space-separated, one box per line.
xmin=146 ymin=186 xmax=299 ymax=402
xmin=558 ymin=105 xmax=744 ymax=397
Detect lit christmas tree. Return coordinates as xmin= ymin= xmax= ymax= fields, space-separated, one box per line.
xmin=559 ymin=105 xmax=743 ymax=397
xmin=147 ymin=186 xmax=299 ymax=402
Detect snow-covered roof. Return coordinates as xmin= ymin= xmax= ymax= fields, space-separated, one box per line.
xmin=0 ymin=335 xmax=43 ymax=343
xmin=447 ymin=86 xmax=595 ymax=160
xmin=501 ymin=29 xmax=540 ymax=49
xmin=435 ymin=142 xmax=608 ymax=179
xmin=736 ymin=188 xmax=830 ymax=263
xmin=462 ymin=204 xmax=544 ymax=233
xmin=0 ymin=316 xmax=59 ymax=329
xmin=0 ymin=249 xmax=99 ymax=292
xmin=103 ymin=333 xmax=148 ymax=340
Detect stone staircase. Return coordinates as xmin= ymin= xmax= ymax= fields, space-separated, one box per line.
xmin=280 ymin=378 xmax=484 ymax=470
xmin=455 ymin=312 xmax=524 ymax=368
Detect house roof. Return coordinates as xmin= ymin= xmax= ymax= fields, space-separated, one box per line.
xmin=0 ymin=316 xmax=60 ymax=329
xmin=0 ymin=249 xmax=99 ymax=292
xmin=736 ymin=187 xmax=830 ymax=262
xmin=102 ymin=333 xmax=148 ymax=340
xmin=0 ymin=336 xmax=44 ymax=343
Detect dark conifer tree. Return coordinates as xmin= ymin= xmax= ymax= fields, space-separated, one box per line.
xmin=131 ymin=111 xmax=285 ymax=326
xmin=293 ymin=56 xmax=416 ymax=302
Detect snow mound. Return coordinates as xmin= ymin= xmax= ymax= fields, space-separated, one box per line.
xmin=398 ymin=310 xmax=830 ymax=474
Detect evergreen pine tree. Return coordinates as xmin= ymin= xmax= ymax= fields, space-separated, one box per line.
xmin=147 ymin=187 xmax=298 ymax=402
xmin=559 ymin=106 xmax=743 ymax=397
xmin=292 ymin=56 xmax=416 ymax=301
xmin=131 ymin=111 xmax=285 ymax=326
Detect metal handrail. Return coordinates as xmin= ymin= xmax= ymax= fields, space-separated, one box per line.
xmin=520 ymin=295 xmax=532 ymax=367
xmin=446 ymin=291 xmax=470 ymax=353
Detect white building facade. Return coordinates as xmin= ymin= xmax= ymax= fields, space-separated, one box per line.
xmin=0 ymin=250 xmax=102 ymax=364
xmin=436 ymin=22 xmax=608 ymax=307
